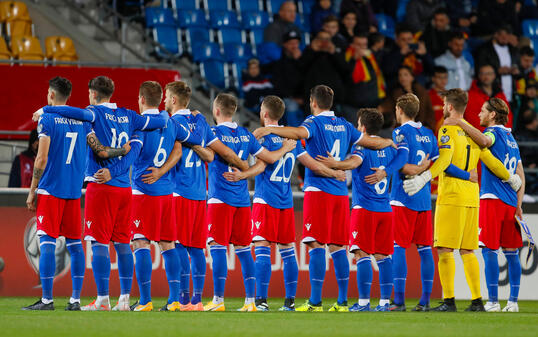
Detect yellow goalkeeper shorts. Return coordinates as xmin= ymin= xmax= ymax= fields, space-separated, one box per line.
xmin=434 ymin=204 xmax=479 ymax=250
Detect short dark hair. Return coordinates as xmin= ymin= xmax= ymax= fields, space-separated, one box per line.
xmin=310 ymin=85 xmax=334 ymax=110
xmin=88 ymin=76 xmax=114 ymax=101
xmin=396 ymin=24 xmax=413 ymax=36
xmin=354 ymin=32 xmax=369 ymax=40
xmin=358 ymin=108 xmax=384 ymax=135
xmin=396 ymin=93 xmax=420 ymax=119
xmin=165 ymin=81 xmax=191 ymax=107
xmin=521 ymin=46 xmax=535 ymax=57
xmin=49 ymin=76 xmax=72 ymax=101
xmin=486 ymin=97 xmax=509 ymax=125
xmin=440 ymin=88 xmax=468 ymax=113
xmin=433 ymin=65 xmax=448 ymax=75
xmin=215 ymin=93 xmax=238 ymax=116
xmin=139 ymin=81 xmax=163 ymax=107
xmin=432 ymin=7 xmax=449 ymax=17
xmin=322 ymin=14 xmax=339 ymax=25
xmin=368 ymin=32 xmax=385 ymax=48
xmin=448 ymin=31 xmax=465 ymax=42
xmin=495 ymin=25 xmax=512 ymax=35
xmin=262 ymin=95 xmax=285 ymax=120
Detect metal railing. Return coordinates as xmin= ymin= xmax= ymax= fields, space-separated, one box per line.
xmin=0 ymin=141 xmax=27 ymax=176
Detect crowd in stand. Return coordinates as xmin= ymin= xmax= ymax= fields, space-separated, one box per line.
xmin=240 ymin=0 xmax=538 ymax=194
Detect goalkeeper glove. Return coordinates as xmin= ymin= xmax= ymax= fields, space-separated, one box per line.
xmin=504 ymin=174 xmax=522 ymax=192
xmin=403 ymin=170 xmax=432 ymax=196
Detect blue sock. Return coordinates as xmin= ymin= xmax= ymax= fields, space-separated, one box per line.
xmin=331 ymin=249 xmax=349 ymax=305
xmin=91 ymin=242 xmax=110 ymax=297
xmin=308 ymin=248 xmax=326 ymax=305
xmin=392 ymin=245 xmax=407 ymax=305
xmin=255 ymin=246 xmax=272 ymax=300
xmin=280 ymin=247 xmax=298 ymax=299
xmin=66 ymin=239 xmax=84 ymax=300
xmin=162 ymin=248 xmax=180 ymax=304
xmin=134 ymin=247 xmax=152 ymax=305
xmin=210 ymin=245 xmax=227 ymax=297
xmin=377 ymin=257 xmax=393 ymax=301
xmin=504 ymin=249 xmax=521 ymax=302
xmin=188 ymin=247 xmax=206 ymax=304
xmin=235 ymin=246 xmax=256 ymax=298
xmin=357 ymin=256 xmax=372 ymax=301
xmin=482 ymin=248 xmax=499 ymax=302
xmin=39 ymin=235 xmax=56 ymax=300
xmin=418 ymin=246 xmax=434 ymax=306
xmin=114 ymin=243 xmax=133 ymax=296
xmin=176 ymin=243 xmax=190 ymax=305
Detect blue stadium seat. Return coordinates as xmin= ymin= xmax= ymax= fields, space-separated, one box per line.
xmin=242 ymin=11 xmax=270 ymax=30
xmin=145 ymin=7 xmax=176 ymax=28
xmin=297 ymin=0 xmax=315 ymax=15
xmin=256 ymin=42 xmax=281 ymax=64
xmin=267 ymin=0 xmax=287 ymax=14
xmin=186 ymin=27 xmax=211 ymax=53
xmin=295 ymin=15 xmax=310 ymax=33
xmin=209 ymin=10 xmax=241 ymax=28
xmin=249 ymin=28 xmax=265 ymax=46
xmin=223 ymin=42 xmax=253 ymax=63
xmin=217 ymin=28 xmax=245 ymax=44
xmin=231 ymin=62 xmax=246 ymax=94
xmin=235 ymin=0 xmax=261 ymax=12
xmin=153 ymin=26 xmax=181 ymax=56
xmin=522 ymin=19 xmax=538 ymax=38
xmin=375 ymin=14 xmax=395 ymax=39
xmin=396 ymin=0 xmax=410 ymax=23
xmin=192 ymin=41 xmax=222 ymax=62
xmin=200 ymin=60 xmax=228 ymax=88
xmin=204 ymin=0 xmax=231 ymax=11
xmin=177 ymin=9 xmax=208 ymax=27
xmin=171 ymin=0 xmax=198 ymax=10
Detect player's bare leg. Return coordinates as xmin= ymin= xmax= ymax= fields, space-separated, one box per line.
xmin=460 ymin=249 xmax=485 ymax=312
xmin=328 ymin=244 xmax=350 ymax=312
xmin=158 ymin=241 xmax=181 ymax=312
xmin=432 ymin=247 xmax=457 ymax=312
xmin=296 ymin=241 xmax=325 ymax=312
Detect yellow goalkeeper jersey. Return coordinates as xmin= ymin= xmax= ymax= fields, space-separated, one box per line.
xmin=429 ymin=121 xmax=510 ymax=208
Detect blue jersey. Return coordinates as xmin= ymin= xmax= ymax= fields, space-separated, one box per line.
xmin=390 ymin=121 xmax=439 ymax=211
xmin=254 ymin=132 xmax=306 ymax=209
xmin=131 ymin=111 xmax=196 ymax=196
xmin=351 ymin=143 xmax=396 ymax=212
xmin=480 ymin=125 xmax=521 ymax=207
xmin=207 ymin=122 xmax=263 ymax=207
xmin=37 ymin=112 xmax=92 ymax=199
xmin=300 ymin=111 xmax=362 ymax=196
xmin=172 ymin=110 xmax=218 ymax=201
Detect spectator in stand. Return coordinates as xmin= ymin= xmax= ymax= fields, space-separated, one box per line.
xmin=381 ymin=24 xmax=434 ymax=90
xmin=321 ymin=15 xmax=349 ymax=53
xmin=421 ymin=8 xmax=451 ymax=58
xmin=339 ymin=0 xmax=377 ymax=33
xmin=242 ymin=58 xmax=275 ymax=112
xmin=311 ymin=0 xmax=336 ymax=34
xmin=264 ymin=1 xmax=302 ymax=46
xmin=380 ymin=65 xmax=435 ymax=130
xmin=405 ymin=0 xmax=444 ymax=33
xmin=516 ymin=79 xmax=538 ymax=129
xmin=429 ymin=66 xmax=449 ymax=134
xmin=301 ymin=31 xmax=348 ymax=108
xmin=269 ymin=31 xmax=304 ymax=126
xmin=475 ymin=25 xmax=520 ymax=103
xmin=339 ymin=11 xmax=359 ymax=42
xmin=514 ymin=109 xmax=538 ymax=194
xmin=341 ymin=34 xmax=385 ymax=123
xmin=8 ymin=129 xmax=38 ymax=188
xmin=475 ymin=0 xmax=519 ymax=36
xmin=515 ymin=46 xmax=537 ymax=96
xmin=435 ymin=31 xmax=473 ymax=90
xmin=445 ymin=0 xmax=475 ymax=33
xmin=465 ymin=64 xmax=513 ymax=130
xmin=368 ymin=32 xmax=386 ymax=67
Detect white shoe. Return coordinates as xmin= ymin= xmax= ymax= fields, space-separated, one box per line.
xmin=484 ymin=301 xmax=501 ymax=312
xmin=502 ymin=301 xmax=519 ymax=312
xmin=112 ymin=298 xmax=130 ymax=311
xmin=81 ymin=298 xmax=111 ymax=311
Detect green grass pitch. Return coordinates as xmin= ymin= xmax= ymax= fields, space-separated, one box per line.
xmin=1 ymin=297 xmax=538 ymax=337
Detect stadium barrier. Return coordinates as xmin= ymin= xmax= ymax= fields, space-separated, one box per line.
xmin=1 ymin=189 xmax=537 ymax=299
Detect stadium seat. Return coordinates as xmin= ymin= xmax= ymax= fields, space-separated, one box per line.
xmin=230 ymin=61 xmax=246 ymax=93
xmin=297 ymin=0 xmax=315 ymax=16
xmin=200 ymin=59 xmax=228 ymax=88
xmin=396 ymin=0 xmax=410 ymax=22
xmin=203 ymin=0 xmax=231 ymax=11
xmin=209 ymin=10 xmax=240 ymax=28
xmin=217 ymin=27 xmax=245 ymax=45
xmin=145 ymin=7 xmax=176 ymax=28
xmin=267 ymin=0 xmax=286 ymax=15
xmin=522 ymin=19 xmax=538 ymax=38
xmin=11 ymin=35 xmax=44 ymax=61
xmin=177 ymin=9 xmax=208 ymax=27
xmin=0 ymin=37 xmax=11 ymax=60
xmin=45 ymin=36 xmax=78 ymax=62
xmin=223 ymin=42 xmax=253 ymax=63
xmin=153 ymin=26 xmax=182 ymax=57
xmin=171 ymin=0 xmax=198 ymax=10
xmin=375 ymin=14 xmax=395 ymax=39
xmin=256 ymin=42 xmax=281 ymax=64
xmin=249 ymin=28 xmax=264 ymax=46
xmin=192 ymin=41 xmax=222 ymax=62
xmin=295 ymin=15 xmax=310 ymax=33
xmin=186 ymin=27 xmax=211 ymax=53
xmin=235 ymin=0 xmax=261 ymax=13
xmin=241 ymin=11 xmax=270 ymax=30
xmin=0 ymin=1 xmax=31 ymax=22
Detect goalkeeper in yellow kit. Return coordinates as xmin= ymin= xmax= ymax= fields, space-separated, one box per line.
xmin=403 ymin=89 xmax=522 ymax=312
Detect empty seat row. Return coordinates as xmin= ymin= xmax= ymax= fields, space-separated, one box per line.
xmin=0 ymin=1 xmax=33 ymax=38
xmin=164 ymin=0 xmax=313 ymax=15
xmin=0 ymin=35 xmax=78 ymax=62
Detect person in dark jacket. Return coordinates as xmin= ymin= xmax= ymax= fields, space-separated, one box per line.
xmin=264 ymin=1 xmax=302 ymax=46
xmin=405 ymin=0 xmax=443 ymax=33
xmin=322 ymin=15 xmax=349 ymax=53
xmin=339 ymin=0 xmax=377 ymax=33
xmin=8 ymin=129 xmax=38 ymax=187
xmin=242 ymin=58 xmax=275 ymax=111
xmin=474 ymin=0 xmax=519 ymax=36
xmin=310 ymin=0 xmax=336 ymax=34
xmin=339 ymin=11 xmax=360 ymax=42
xmin=420 ymin=8 xmax=451 ymax=58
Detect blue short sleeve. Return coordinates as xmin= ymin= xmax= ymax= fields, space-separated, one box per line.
xmin=348 ymin=122 xmax=363 ymax=144
xmin=37 ymin=115 xmax=51 ymax=138
xmin=249 ymin=132 xmax=263 ymax=156
xmin=351 ymin=144 xmax=365 ymax=159
xmin=295 ymin=141 xmax=306 ymax=157
xmin=300 ymin=116 xmax=316 ymax=139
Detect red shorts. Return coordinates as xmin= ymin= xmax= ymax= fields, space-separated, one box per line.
xmin=175 ymin=196 xmax=207 ymax=249
xmin=479 ymin=198 xmax=522 ymax=250
xmin=392 ymin=206 xmax=433 ymax=248
xmin=302 ymin=191 xmax=350 ymax=246
xmin=36 ymin=194 xmax=82 ymax=239
xmin=131 ymin=194 xmax=176 ymax=242
xmin=252 ymin=203 xmax=295 ymax=244
xmin=207 ymin=203 xmax=252 ymax=246
xmin=350 ymin=208 xmax=393 ymax=255
xmin=83 ymin=183 xmax=132 ymax=244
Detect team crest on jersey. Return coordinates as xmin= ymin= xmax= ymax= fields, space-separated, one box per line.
xmin=37 ymin=216 xmax=43 ymax=223
xmin=86 ymin=221 xmax=92 ymax=229
xmin=440 ymin=135 xmax=450 ymax=144
xmin=134 ymin=220 xmax=141 ymax=228
xmin=352 ymin=231 xmax=358 ymax=239
xmin=305 ymin=223 xmax=312 ymax=231
xmin=37 ymin=123 xmax=43 ymax=133
xmin=254 ymin=221 xmax=261 ymax=229
xmin=396 ymin=134 xmax=405 ymax=143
